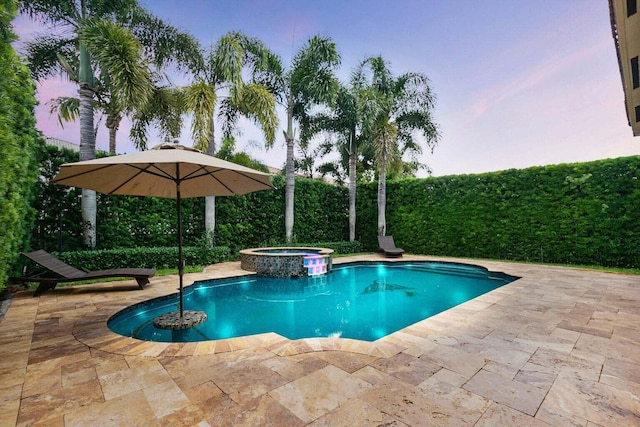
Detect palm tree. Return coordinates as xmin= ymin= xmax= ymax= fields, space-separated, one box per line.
xmin=20 ymin=0 xmax=199 ymax=248
xmin=372 ymin=118 xmax=400 ymax=237
xmin=358 ymin=56 xmax=440 ymax=236
xmin=271 ymin=36 xmax=341 ymax=243
xmin=308 ymin=79 xmax=380 ymax=241
xmin=176 ymin=31 xmax=278 ymax=244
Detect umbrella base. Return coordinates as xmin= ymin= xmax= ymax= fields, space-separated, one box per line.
xmin=153 ymin=310 xmax=207 ymax=330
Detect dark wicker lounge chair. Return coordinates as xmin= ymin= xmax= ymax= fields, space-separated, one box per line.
xmin=10 ymin=250 xmax=155 ymax=296
xmin=377 ymin=236 xmax=405 ymax=258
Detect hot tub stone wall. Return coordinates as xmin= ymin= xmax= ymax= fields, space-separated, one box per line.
xmin=257 ymin=254 xmax=305 ymax=278
xmin=240 ymin=254 xmax=258 ymax=272
xmin=239 ymin=248 xmax=333 ymax=278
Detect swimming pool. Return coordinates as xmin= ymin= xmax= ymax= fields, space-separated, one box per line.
xmin=108 ymin=261 xmax=518 ymax=342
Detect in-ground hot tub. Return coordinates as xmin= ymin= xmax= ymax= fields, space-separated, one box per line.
xmin=239 ymin=247 xmax=333 ymax=278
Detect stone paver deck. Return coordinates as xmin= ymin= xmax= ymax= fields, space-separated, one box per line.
xmin=1 ymin=254 xmax=639 ymax=426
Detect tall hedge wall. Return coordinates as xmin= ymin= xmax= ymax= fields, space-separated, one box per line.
xmin=0 ymin=2 xmax=44 ymax=287
xmin=357 ymin=156 xmax=640 ymax=268
xmin=30 ymin=151 xmax=350 ymax=254
xmin=25 ymin=145 xmax=640 ymax=270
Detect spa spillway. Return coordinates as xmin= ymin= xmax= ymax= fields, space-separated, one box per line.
xmin=239 ymin=247 xmax=334 ymax=278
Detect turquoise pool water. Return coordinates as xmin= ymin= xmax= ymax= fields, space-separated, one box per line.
xmin=108 ymin=261 xmax=517 ymax=342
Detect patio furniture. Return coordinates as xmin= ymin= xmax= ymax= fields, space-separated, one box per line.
xmin=377 ymin=235 xmax=405 ymax=258
xmin=51 ymin=142 xmax=273 ymax=323
xmin=10 ymin=250 xmax=155 ymax=296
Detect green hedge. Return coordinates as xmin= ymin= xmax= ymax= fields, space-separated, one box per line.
xmin=57 ymin=246 xmax=232 ymax=271
xmin=357 ymin=157 xmax=640 ymax=268
xmin=22 ymin=146 xmax=640 ymax=273
xmin=212 ymin=176 xmax=350 ymax=251
xmin=29 ymin=159 xmax=351 ymax=253
xmin=0 ymin=3 xmax=44 ymax=288
xmin=291 ymin=240 xmax=363 ymax=254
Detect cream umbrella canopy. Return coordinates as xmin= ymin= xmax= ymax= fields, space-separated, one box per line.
xmin=52 ymin=143 xmax=274 ymax=326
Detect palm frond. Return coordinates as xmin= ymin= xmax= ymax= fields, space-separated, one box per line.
xmin=217 ymin=98 xmax=239 ymax=144
xmin=130 ymin=85 xmax=183 ymax=150
xmin=183 ymin=80 xmax=216 ymax=151
xmin=231 ymin=31 xmax=285 ymax=102
xmin=211 ymin=34 xmax=244 ymax=87
xmin=80 ymin=19 xmax=153 ymax=112
xmin=90 ymin=0 xmax=138 ymax=20
xmin=126 ymin=5 xmax=203 ymax=73
xmin=373 ymin=119 xmax=400 ymax=174
xmin=26 ymin=34 xmax=77 ymax=80
xmin=289 ymin=35 xmax=341 ymax=109
xmin=130 ymin=113 xmax=151 ymax=150
xmin=47 ymin=96 xmax=80 ymax=127
xmin=234 ymin=83 xmax=278 ymax=147
xmin=19 ymin=0 xmax=80 ymax=26
xmin=292 ymin=35 xmax=341 ymax=71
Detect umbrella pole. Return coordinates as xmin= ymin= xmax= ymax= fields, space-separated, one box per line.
xmin=177 ymin=178 xmax=184 ymax=319
xmin=154 ymin=176 xmax=207 ymax=330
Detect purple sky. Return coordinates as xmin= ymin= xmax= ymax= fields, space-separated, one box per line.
xmin=12 ymin=0 xmax=639 ymax=177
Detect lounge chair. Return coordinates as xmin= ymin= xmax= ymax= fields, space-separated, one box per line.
xmin=377 ymin=236 xmax=405 ymax=258
xmin=10 ymin=250 xmax=155 ymax=296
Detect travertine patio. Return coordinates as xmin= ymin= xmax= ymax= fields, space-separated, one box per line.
xmin=1 ymin=255 xmax=638 ymax=426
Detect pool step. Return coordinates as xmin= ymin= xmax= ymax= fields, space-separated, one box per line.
xmin=403 ymin=264 xmax=515 ymax=282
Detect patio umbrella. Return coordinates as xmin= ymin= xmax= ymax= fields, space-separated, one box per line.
xmin=51 ymin=143 xmax=274 ymax=326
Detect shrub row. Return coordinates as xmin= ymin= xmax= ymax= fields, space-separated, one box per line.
xmin=57 ymin=246 xmax=233 ymax=271
xmin=28 ymin=241 xmax=360 ymax=277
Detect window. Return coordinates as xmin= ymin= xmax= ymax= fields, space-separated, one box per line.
xmin=636 ymin=105 xmax=640 ymax=123
xmin=629 ymin=0 xmax=638 ymax=16
xmin=632 ymin=57 xmax=640 ymax=89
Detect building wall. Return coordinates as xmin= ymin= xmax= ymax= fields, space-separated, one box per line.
xmin=611 ymin=0 xmax=640 ymax=136
xmin=46 ymin=137 xmax=79 ymax=152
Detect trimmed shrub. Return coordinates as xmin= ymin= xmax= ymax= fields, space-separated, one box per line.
xmin=58 ymin=246 xmax=232 ymax=271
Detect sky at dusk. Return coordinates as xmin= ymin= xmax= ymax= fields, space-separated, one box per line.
xmin=12 ymin=0 xmax=640 ymax=177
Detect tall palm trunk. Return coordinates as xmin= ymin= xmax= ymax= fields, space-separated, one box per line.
xmin=205 ymin=196 xmax=216 ymax=244
xmin=79 ymin=84 xmax=96 ymax=249
xmin=348 ymin=131 xmax=357 ymax=241
xmin=77 ymin=40 xmax=97 ymax=249
xmin=373 ymin=118 xmax=398 ymax=238
xmin=377 ymin=167 xmax=386 ymax=237
xmin=106 ymin=114 xmax=120 ymax=155
xmin=284 ymin=95 xmax=295 ymax=243
xmin=205 ymin=118 xmax=216 ymax=245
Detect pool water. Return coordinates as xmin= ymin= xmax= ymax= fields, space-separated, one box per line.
xmin=108 ymin=262 xmax=517 ymax=342
xmin=258 ymin=249 xmax=321 ymax=255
